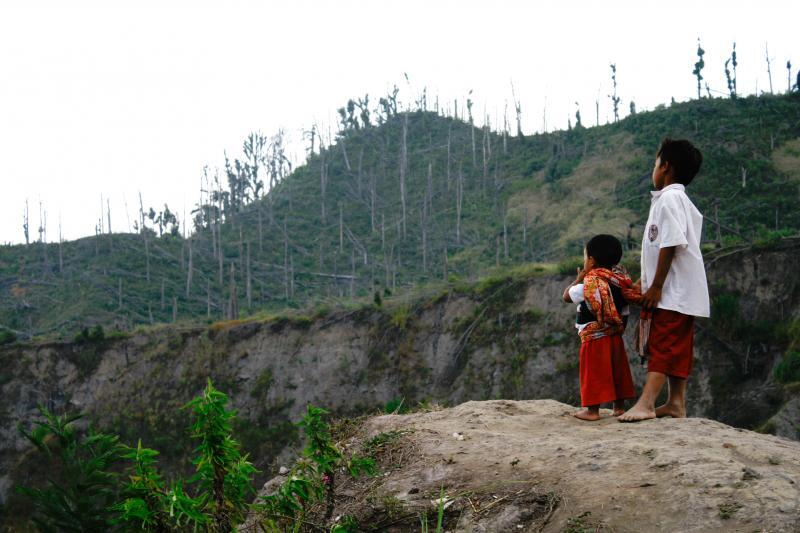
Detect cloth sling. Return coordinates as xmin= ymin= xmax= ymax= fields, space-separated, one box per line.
xmin=579 ymin=267 xmax=642 ymax=344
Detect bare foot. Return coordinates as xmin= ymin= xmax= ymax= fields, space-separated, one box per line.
xmin=655 ymin=404 xmax=686 ymax=418
xmin=573 ymin=409 xmax=601 ymax=421
xmin=618 ymin=404 xmax=656 ymax=423
xmin=612 ymin=409 xmax=625 ymax=417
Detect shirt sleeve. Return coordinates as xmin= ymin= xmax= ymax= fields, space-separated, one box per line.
xmin=568 ymin=283 xmax=584 ymax=304
xmin=657 ymin=193 xmax=689 ymax=248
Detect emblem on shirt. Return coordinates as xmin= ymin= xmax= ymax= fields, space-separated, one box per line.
xmin=648 ymin=224 xmax=658 ymax=242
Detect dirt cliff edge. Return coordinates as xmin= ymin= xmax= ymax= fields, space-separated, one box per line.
xmin=257 ymin=399 xmax=800 ymax=532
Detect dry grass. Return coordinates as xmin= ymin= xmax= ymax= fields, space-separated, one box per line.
xmin=506 ymin=133 xmax=644 ymax=250
xmin=773 ymin=137 xmax=800 ymax=183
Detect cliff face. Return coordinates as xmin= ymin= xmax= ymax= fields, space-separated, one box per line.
xmin=1 ymin=241 xmax=798 ymax=514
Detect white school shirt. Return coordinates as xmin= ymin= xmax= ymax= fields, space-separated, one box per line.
xmin=641 ymin=184 xmax=710 ymax=317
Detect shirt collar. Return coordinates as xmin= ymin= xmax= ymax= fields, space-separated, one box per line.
xmin=651 ymin=183 xmax=685 ymax=198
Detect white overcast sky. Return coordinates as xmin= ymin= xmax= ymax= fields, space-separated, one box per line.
xmin=0 ymin=0 xmax=797 ymax=244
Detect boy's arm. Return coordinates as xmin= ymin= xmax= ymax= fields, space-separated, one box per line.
xmin=562 ymin=267 xmax=586 ymax=303
xmin=641 ymin=246 xmax=676 ymax=310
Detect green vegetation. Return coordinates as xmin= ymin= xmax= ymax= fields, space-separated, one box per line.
xmin=774 ymin=351 xmax=800 ymax=384
xmin=14 ymin=381 xmax=374 ymax=532
xmin=0 ymin=328 xmax=17 ymax=345
xmin=2 ymin=92 xmax=799 ymax=340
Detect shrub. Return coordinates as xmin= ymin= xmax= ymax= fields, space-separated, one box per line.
xmin=0 ymin=329 xmax=17 ymax=345
xmin=774 ymin=351 xmax=800 ymax=384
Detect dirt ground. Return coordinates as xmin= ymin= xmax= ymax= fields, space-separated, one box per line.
xmin=253 ymin=399 xmax=800 ymax=532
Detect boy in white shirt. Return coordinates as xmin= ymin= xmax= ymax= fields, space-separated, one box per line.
xmin=619 ymin=138 xmax=710 ymax=423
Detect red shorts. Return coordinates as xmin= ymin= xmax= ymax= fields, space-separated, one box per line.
xmin=579 ymin=335 xmax=636 ymax=407
xmin=647 ymin=309 xmax=695 ymax=379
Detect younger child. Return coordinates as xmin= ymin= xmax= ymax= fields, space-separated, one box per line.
xmin=562 ymin=234 xmax=642 ymax=421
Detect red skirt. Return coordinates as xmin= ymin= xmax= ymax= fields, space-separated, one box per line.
xmin=647 ymin=309 xmax=695 ymax=379
xmin=579 ymin=335 xmax=636 ymax=407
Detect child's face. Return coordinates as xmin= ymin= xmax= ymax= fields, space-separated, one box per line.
xmin=583 ymin=247 xmax=596 ymax=272
xmin=651 ymin=155 xmax=668 ymax=189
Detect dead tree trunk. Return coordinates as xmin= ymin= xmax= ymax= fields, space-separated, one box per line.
xmin=186 ymin=237 xmax=193 ymax=298
xmin=217 ymin=222 xmax=223 ymax=285
xmin=350 ymin=247 xmax=355 ymax=298
xmin=228 ymin=263 xmax=238 ymax=320
xmin=400 ymin=113 xmax=408 ymax=239
xmin=456 ymin=164 xmax=463 ymax=245
xmin=370 ymin=172 xmax=376 ymax=233
xmin=283 ymin=220 xmax=289 ymax=301
xmin=118 ymin=278 xmax=123 ymax=310
xmin=446 ymin=124 xmax=452 ymax=193
xmin=320 ymin=149 xmax=327 ymax=224
xmin=766 ymin=43 xmax=774 ymax=94
xmin=246 ymin=241 xmax=252 ymax=309
xmin=503 ymin=213 xmax=509 ymax=259
xmin=172 ymin=296 xmax=178 ymax=323
xmin=523 ymin=207 xmax=529 ymax=260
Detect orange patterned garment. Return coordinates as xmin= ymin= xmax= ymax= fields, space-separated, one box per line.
xmin=579 ymin=267 xmax=642 ymax=343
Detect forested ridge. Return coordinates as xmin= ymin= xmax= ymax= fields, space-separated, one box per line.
xmin=2 ymin=91 xmax=800 ymax=340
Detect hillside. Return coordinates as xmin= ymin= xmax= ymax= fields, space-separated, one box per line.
xmin=247 ymin=399 xmax=800 ymax=532
xmin=2 ymin=240 xmax=798 ymax=526
xmin=1 ymin=93 xmax=800 ymax=339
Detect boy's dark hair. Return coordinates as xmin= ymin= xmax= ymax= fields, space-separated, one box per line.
xmin=586 ymin=234 xmax=623 ymax=269
xmin=657 ymin=138 xmax=703 ymax=186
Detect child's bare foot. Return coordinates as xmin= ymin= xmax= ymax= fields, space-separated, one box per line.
xmin=618 ymin=404 xmax=656 ymax=422
xmin=655 ymin=404 xmax=686 ymax=418
xmin=573 ymin=409 xmax=601 ymax=421
xmin=612 ymin=408 xmax=625 ymax=417
xmin=612 ymin=400 xmax=625 ymax=416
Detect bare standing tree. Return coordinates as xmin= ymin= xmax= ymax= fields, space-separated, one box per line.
xmin=456 ymin=163 xmax=463 ymax=245
xmin=510 ymin=79 xmax=523 ymax=137
xmin=23 ymin=199 xmax=30 ymax=245
xmin=185 ymin=236 xmax=193 ymax=298
xmin=765 ymin=43 xmax=774 ymax=94
xmin=400 ymin=112 xmax=408 ymax=239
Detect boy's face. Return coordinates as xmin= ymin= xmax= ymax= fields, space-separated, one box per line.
xmin=651 ymin=155 xmax=669 ymax=190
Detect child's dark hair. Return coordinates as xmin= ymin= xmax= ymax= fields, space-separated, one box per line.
xmin=586 ymin=234 xmax=623 ymax=269
xmin=657 ymin=138 xmax=703 ymax=186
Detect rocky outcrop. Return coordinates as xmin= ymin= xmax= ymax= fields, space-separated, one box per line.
xmin=275 ymin=399 xmax=800 ymax=532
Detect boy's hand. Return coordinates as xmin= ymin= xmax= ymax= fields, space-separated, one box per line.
xmin=641 ymin=285 xmax=662 ymax=310
xmin=575 ymin=267 xmax=586 ymax=283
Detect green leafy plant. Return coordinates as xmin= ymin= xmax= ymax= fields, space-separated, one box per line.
xmin=17 ymin=380 xmax=257 ymax=532
xmin=256 ymin=405 xmax=376 ymax=530
xmin=16 ymin=408 xmax=125 ymax=532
